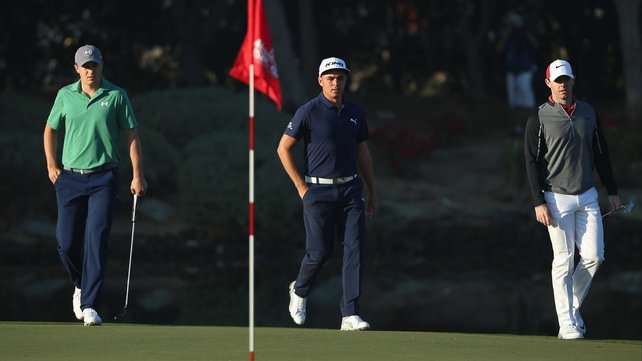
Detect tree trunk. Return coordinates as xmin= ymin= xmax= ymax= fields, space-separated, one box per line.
xmin=173 ymin=0 xmax=207 ymax=87
xmin=457 ymin=0 xmax=491 ymax=101
xmin=263 ymin=0 xmax=307 ymax=111
xmin=172 ymin=0 xmax=230 ymax=87
xmin=613 ymin=0 xmax=642 ymax=127
xmin=298 ymin=0 xmax=318 ymax=97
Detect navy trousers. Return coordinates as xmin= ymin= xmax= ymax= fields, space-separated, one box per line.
xmin=54 ymin=168 xmax=119 ymax=311
xmin=294 ymin=178 xmax=365 ymax=317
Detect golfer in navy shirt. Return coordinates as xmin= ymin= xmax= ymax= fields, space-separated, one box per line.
xmin=277 ymin=57 xmax=377 ymax=331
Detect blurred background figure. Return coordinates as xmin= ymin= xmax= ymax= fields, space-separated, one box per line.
xmin=496 ymin=11 xmax=538 ymax=134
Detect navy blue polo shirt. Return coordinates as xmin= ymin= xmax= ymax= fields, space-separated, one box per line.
xmin=284 ymin=93 xmax=368 ymax=178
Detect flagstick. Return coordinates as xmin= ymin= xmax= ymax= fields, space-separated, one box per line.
xmin=248 ymin=0 xmax=256 ymax=358
xmin=249 ymin=62 xmax=255 ymax=361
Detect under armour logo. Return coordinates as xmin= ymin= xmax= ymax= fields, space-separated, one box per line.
xmin=100 ymin=101 xmax=109 ymax=106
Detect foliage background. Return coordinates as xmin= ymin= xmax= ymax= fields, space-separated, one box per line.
xmin=0 ymin=0 xmax=640 ymax=339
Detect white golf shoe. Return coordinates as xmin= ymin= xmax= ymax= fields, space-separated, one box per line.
xmin=340 ymin=315 xmax=370 ymax=331
xmin=72 ymin=288 xmax=83 ymax=321
xmin=288 ymin=281 xmax=306 ymax=325
xmin=557 ymin=324 xmax=583 ymax=340
xmin=83 ymin=308 xmax=102 ymax=326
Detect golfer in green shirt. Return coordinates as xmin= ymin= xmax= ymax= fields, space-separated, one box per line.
xmin=43 ymin=44 xmax=147 ymax=325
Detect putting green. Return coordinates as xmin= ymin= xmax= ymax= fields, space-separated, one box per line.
xmin=0 ymin=322 xmax=640 ymax=361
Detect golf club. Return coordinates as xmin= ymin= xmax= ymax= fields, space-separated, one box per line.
xmin=602 ymin=199 xmax=635 ymax=218
xmin=115 ymin=193 xmax=139 ymax=320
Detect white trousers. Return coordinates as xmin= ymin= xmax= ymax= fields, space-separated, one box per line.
xmin=545 ymin=187 xmax=604 ymax=329
xmin=506 ymin=71 xmax=535 ymax=108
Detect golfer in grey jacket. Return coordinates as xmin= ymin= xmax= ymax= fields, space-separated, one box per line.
xmin=524 ymin=59 xmax=620 ymax=340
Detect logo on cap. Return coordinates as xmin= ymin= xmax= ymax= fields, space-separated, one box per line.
xmin=325 ymin=61 xmax=345 ymax=68
xmin=75 ymin=45 xmax=103 ymax=66
xmin=546 ymin=59 xmax=574 ymax=81
xmin=318 ymin=57 xmax=350 ymax=76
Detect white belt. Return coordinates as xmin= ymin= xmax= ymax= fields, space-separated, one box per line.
xmin=305 ymin=174 xmax=357 ymax=185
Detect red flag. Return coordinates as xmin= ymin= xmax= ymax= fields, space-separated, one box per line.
xmin=229 ymin=0 xmax=282 ymax=110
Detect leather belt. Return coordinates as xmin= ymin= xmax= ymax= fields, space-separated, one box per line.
xmin=305 ymin=174 xmax=357 ymax=185
xmin=64 ymin=162 xmax=117 ymax=175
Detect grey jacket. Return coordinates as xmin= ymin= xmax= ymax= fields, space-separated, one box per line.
xmin=524 ymin=99 xmax=618 ymax=207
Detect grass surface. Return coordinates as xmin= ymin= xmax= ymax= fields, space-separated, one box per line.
xmin=1 ymin=322 xmax=640 ymax=361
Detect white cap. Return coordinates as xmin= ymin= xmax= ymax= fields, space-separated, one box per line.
xmin=546 ymin=59 xmax=574 ymax=81
xmin=318 ymin=57 xmax=350 ymax=76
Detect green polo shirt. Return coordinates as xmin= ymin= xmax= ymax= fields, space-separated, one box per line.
xmin=46 ymin=78 xmax=137 ymax=169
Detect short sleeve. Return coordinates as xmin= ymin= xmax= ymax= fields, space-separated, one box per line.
xmin=117 ymin=91 xmax=137 ymax=130
xmin=46 ymin=91 xmax=66 ymax=130
xmin=284 ymin=106 xmax=308 ymax=139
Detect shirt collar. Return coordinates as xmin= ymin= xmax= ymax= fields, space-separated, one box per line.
xmin=317 ymin=92 xmax=344 ymax=109
xmin=548 ymin=95 xmax=576 ymax=116
xmin=73 ymin=78 xmax=111 ymax=96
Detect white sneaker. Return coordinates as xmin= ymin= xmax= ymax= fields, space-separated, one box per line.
xmin=83 ymin=308 xmax=102 ymax=326
xmin=340 ymin=315 xmax=370 ymax=331
xmin=288 ymin=281 xmax=306 ymax=325
xmin=557 ymin=324 xmax=583 ymax=340
xmin=72 ymin=288 xmax=83 ymax=321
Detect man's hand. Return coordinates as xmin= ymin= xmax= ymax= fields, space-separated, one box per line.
xmin=534 ymin=204 xmax=553 ymax=227
xmin=607 ymin=195 xmax=621 ymax=213
xmin=366 ymin=195 xmax=377 ymax=218
xmin=47 ymin=166 xmax=61 ymax=184
xmin=296 ymin=183 xmax=309 ymax=199
xmin=130 ymin=177 xmax=148 ymax=196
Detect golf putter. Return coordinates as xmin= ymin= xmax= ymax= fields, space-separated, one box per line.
xmin=115 ymin=193 xmax=139 ymax=320
xmin=602 ymin=199 xmax=635 ymax=218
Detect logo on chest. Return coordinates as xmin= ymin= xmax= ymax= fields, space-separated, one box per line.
xmin=348 ymin=118 xmax=357 ymax=125
xmin=100 ymin=101 xmax=109 ymax=107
